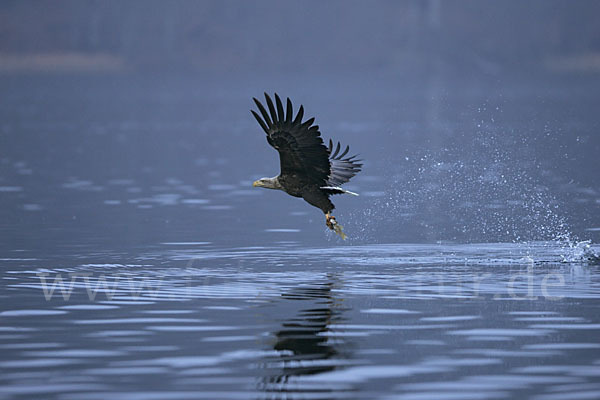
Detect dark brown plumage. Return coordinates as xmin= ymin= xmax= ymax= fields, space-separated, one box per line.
xmin=251 ymin=93 xmax=362 ymax=238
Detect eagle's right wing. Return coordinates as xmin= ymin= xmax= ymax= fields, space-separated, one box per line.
xmin=251 ymin=93 xmax=331 ymax=185
xmin=326 ymin=139 xmax=362 ymax=187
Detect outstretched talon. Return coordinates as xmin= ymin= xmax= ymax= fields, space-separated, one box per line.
xmin=325 ymin=213 xmax=347 ymax=240
xmin=326 ymin=213 xmax=336 ymax=230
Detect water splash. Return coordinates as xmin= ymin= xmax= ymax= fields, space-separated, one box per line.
xmin=558 ymin=239 xmax=600 ymax=264
xmin=358 ymin=146 xmax=572 ymax=243
xmin=349 ymin=108 xmax=594 ymax=248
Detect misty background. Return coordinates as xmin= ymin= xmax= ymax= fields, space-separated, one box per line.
xmin=2 ymin=0 xmax=600 ymax=75
xmin=1 ymin=0 xmax=599 ymax=248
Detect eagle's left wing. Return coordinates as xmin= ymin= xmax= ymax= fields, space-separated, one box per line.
xmin=251 ymin=93 xmax=331 ymax=185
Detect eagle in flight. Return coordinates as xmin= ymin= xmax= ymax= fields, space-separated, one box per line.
xmin=251 ymin=93 xmax=362 ymax=239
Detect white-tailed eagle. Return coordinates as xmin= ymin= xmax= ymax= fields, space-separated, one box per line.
xmin=251 ymin=93 xmax=362 ymax=239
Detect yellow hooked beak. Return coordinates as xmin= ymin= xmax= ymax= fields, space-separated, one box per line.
xmin=252 ymin=180 xmax=260 ymax=187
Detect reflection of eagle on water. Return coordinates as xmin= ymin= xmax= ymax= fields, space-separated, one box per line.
xmin=258 ymin=278 xmax=351 ymax=395
xmin=251 ymin=93 xmax=363 ymax=239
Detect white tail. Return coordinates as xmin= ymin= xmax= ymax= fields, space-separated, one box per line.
xmin=320 ymin=186 xmax=359 ymax=196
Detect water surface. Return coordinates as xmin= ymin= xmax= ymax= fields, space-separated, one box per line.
xmin=1 ymin=241 xmax=599 ymax=399
xmin=1 ymin=74 xmax=600 ymax=399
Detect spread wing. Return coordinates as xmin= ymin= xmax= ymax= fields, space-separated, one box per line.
xmin=251 ymin=93 xmax=330 ymax=184
xmin=326 ymin=139 xmax=362 ymax=186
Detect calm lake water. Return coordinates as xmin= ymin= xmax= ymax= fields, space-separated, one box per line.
xmin=1 ymin=241 xmax=600 ymax=399
xmin=1 ymin=74 xmax=600 ymax=399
